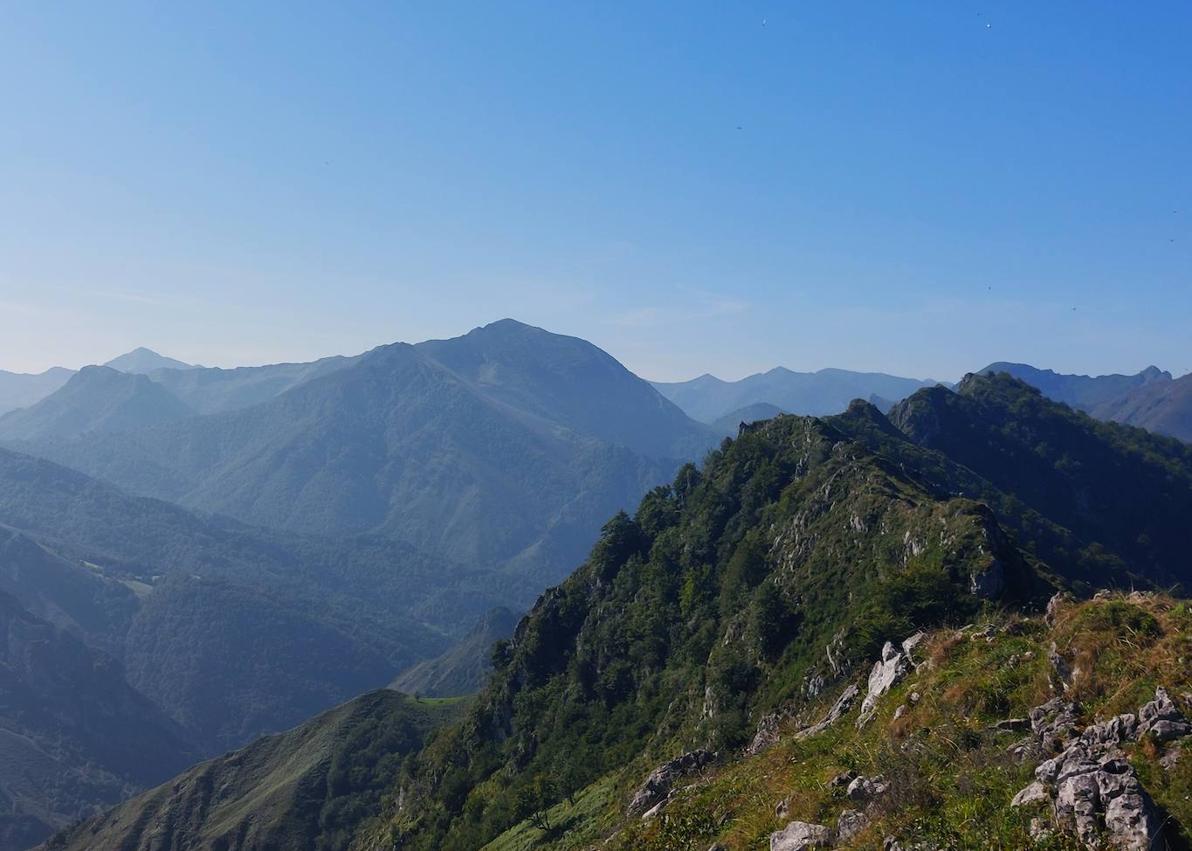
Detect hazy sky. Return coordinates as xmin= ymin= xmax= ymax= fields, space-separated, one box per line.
xmin=1 ymin=2 xmax=1189 ymax=381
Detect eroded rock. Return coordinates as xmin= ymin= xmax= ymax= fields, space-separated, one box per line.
xmin=857 ymin=633 xmax=924 ymax=727
xmin=769 ymin=820 xmax=834 ymax=851
xmin=628 ymin=749 xmax=714 ymax=816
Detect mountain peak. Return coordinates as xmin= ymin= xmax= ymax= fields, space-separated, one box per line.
xmin=104 ymin=348 xmax=196 ymax=374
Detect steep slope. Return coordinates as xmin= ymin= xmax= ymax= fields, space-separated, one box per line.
xmin=363 ymin=413 xmax=1048 ymax=850
xmin=12 ymin=322 xmax=714 ymax=589
xmin=1091 ymin=371 xmax=1192 ymax=442
xmin=0 ymin=366 xmax=194 ymax=441
xmin=392 ymin=607 xmax=520 ymax=698
xmin=103 ymin=347 xmax=196 ymax=373
xmin=0 ymin=368 xmax=74 ymax=417
xmin=0 ymin=446 xmax=479 ymax=754
xmin=0 ymin=590 xmax=193 ymax=850
xmin=888 ymin=373 xmax=1192 ymax=589
xmin=980 ymin=361 xmax=1172 ymax=411
xmin=44 ymin=691 xmax=465 ymax=851
xmin=653 ymin=367 xmax=940 ymax=423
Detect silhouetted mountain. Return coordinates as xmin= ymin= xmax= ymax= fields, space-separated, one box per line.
xmin=46 ymin=690 xmax=463 ymax=851
xmin=1088 ymin=372 xmax=1192 ymax=443
xmin=11 ymin=321 xmax=717 ymax=589
xmin=103 ymin=347 xmax=196 ymax=373
xmin=392 ymin=607 xmax=520 ymax=698
xmin=709 ymin=402 xmax=785 ymax=436
xmin=979 ymin=361 xmax=1171 ymax=411
xmin=0 ymin=590 xmax=193 ymax=850
xmin=0 ymin=366 xmax=194 ymax=441
xmin=0 ymin=368 xmax=73 ymax=417
xmin=652 ymin=366 xmax=942 ymax=423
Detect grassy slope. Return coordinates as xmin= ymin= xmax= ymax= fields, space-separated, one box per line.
xmin=46 ymin=691 xmax=468 ymax=851
xmin=484 ymin=593 xmax=1191 ymax=849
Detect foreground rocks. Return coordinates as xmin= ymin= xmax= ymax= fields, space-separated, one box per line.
xmin=628 ymin=749 xmax=715 ymax=816
xmin=857 ymin=632 xmax=925 ymax=726
xmin=1010 ymin=687 xmax=1191 ymax=849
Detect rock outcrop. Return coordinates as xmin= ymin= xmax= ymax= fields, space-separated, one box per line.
xmin=1010 ymin=687 xmax=1191 ymax=850
xmin=628 ymin=749 xmax=715 ymax=816
xmin=857 ymin=633 xmax=925 ymax=727
xmin=769 ymin=820 xmax=835 ymax=850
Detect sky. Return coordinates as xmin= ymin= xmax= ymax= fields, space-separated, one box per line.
xmin=1 ymin=2 xmax=1189 ymax=382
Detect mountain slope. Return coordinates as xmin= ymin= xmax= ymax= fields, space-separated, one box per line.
xmin=44 ymin=690 xmax=465 ymax=851
xmin=145 ymin=354 xmax=359 ymax=415
xmin=0 ymin=366 xmax=194 ymax=441
xmin=709 ymin=402 xmax=785 ymax=436
xmin=0 ymin=590 xmax=193 ymax=851
xmin=10 ymin=321 xmax=715 ymax=589
xmin=0 ymin=368 xmax=74 ymax=417
xmin=0 ymin=445 xmax=485 ymax=754
xmin=48 ymin=373 xmax=1192 ymax=851
xmin=980 ymin=361 xmax=1172 ymax=411
xmin=1091 ymin=371 xmax=1192 ymax=442
xmin=653 ymin=367 xmax=940 ymax=423
xmin=392 ymin=607 xmax=520 ymax=698
xmin=887 ymin=373 xmax=1192 ymax=588
xmin=103 ymin=347 xmax=195 ymax=373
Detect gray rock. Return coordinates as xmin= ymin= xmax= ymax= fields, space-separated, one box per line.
xmin=1048 ymin=641 xmax=1073 ymax=692
xmin=796 ymin=682 xmax=860 ymax=741
xmin=1011 ymin=781 xmax=1050 ymax=807
xmin=1138 ymin=687 xmax=1192 ymax=742
xmin=769 ymin=820 xmax=835 ymax=851
xmin=846 ymin=774 xmax=889 ymax=804
xmin=837 ymin=808 xmax=868 ymax=843
xmin=628 ymin=749 xmax=714 ymax=815
xmin=992 ymin=717 xmax=1031 ymax=732
xmin=1045 ymin=591 xmax=1071 ymax=626
xmin=970 ymin=556 xmax=1005 ymax=599
xmin=857 ymin=634 xmax=923 ymax=727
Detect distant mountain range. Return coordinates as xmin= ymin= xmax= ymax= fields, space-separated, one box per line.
xmin=102 ymin=347 xmax=197 ymax=374
xmin=652 ymin=367 xmax=944 ymax=424
xmin=391 ymin=606 xmax=520 ymax=698
xmin=979 ymin=362 xmax=1191 ymax=442
xmin=3 ymin=321 xmax=717 ymax=591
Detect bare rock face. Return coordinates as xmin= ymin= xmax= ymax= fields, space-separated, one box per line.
xmin=769 ymin=820 xmax=835 ymax=851
xmin=857 ymin=633 xmax=925 ymax=727
xmin=1011 ymin=687 xmax=1190 ymax=850
xmin=628 ymin=749 xmax=714 ymax=816
xmin=796 ymin=682 xmax=861 ymax=741
xmin=836 ymin=808 xmax=868 ymax=843
xmin=1137 ymin=687 xmax=1192 ymax=742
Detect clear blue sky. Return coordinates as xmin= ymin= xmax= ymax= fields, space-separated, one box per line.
xmin=1 ymin=2 xmax=1189 ymax=380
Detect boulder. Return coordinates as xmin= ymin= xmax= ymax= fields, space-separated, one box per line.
xmin=846 ymin=774 xmax=889 ymax=804
xmin=857 ymin=634 xmax=924 ymax=727
xmin=1137 ymin=687 xmax=1192 ymax=742
xmin=837 ymin=808 xmax=868 ymax=843
xmin=628 ymin=749 xmax=714 ymax=815
xmin=1010 ymin=781 xmax=1049 ymax=807
xmin=796 ymin=682 xmax=860 ymax=740
xmin=770 ymin=820 xmax=834 ymax=851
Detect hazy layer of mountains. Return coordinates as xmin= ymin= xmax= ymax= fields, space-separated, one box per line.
xmin=48 ymin=372 xmax=1192 ymax=851
xmin=651 ymin=367 xmax=944 ymax=423
xmin=2 ymin=324 xmax=1191 ymax=848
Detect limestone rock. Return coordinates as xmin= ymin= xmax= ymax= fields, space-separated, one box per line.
xmin=628 ymin=749 xmax=714 ymax=815
xmin=796 ymin=682 xmax=860 ymax=740
xmin=857 ymin=634 xmax=924 ymax=727
xmin=769 ymin=820 xmax=834 ymax=851
xmin=846 ymin=774 xmax=888 ymax=804
xmin=1011 ymin=781 xmax=1049 ymax=807
xmin=1138 ymin=687 xmax=1192 ymax=742
xmin=837 ymin=808 xmax=868 ymax=842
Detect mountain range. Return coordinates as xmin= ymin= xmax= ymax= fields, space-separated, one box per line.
xmin=44 ymin=371 xmax=1192 ymax=851
xmin=1 ymin=324 xmax=1190 ymax=849
xmin=652 ymin=367 xmax=943 ymax=423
